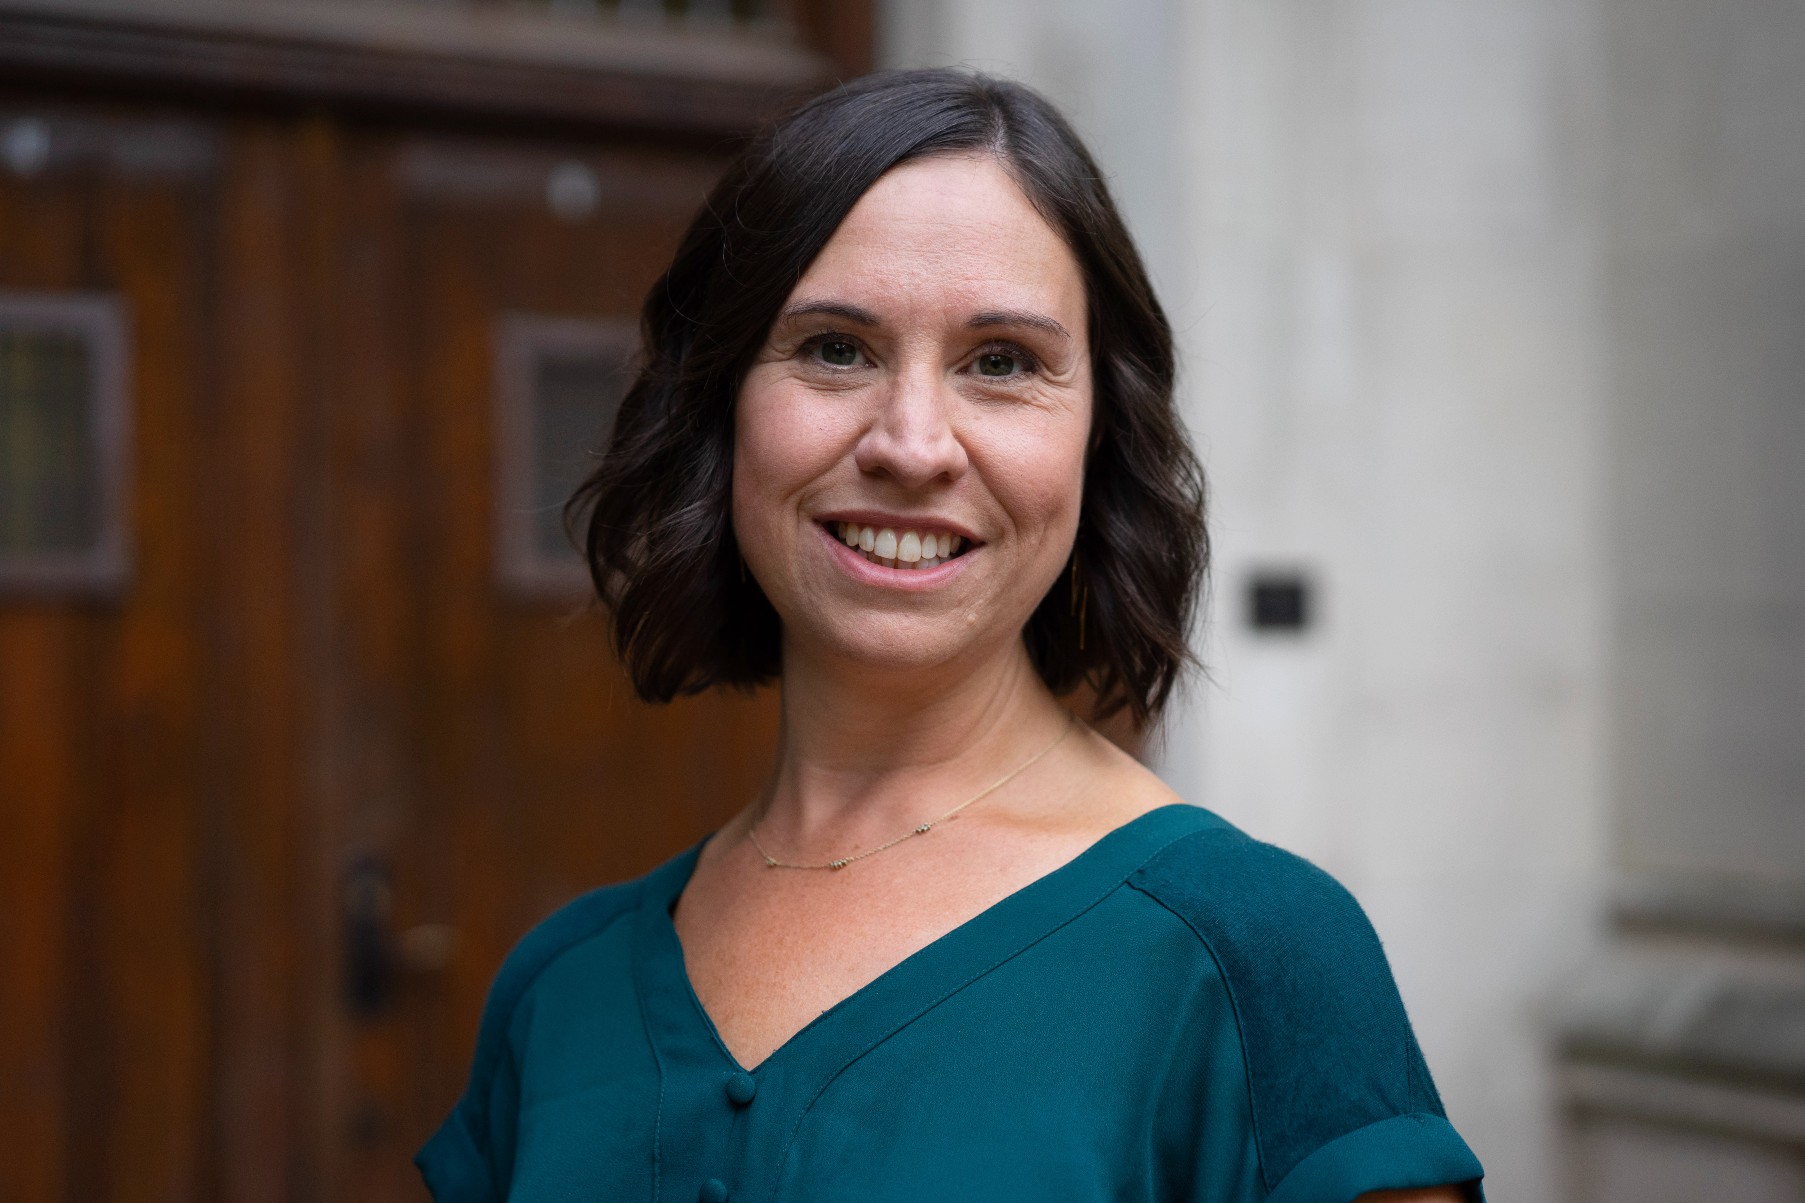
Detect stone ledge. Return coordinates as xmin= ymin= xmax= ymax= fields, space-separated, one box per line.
xmin=1554 ymin=951 xmax=1805 ymax=1093
xmin=1562 ymin=1062 xmax=1805 ymax=1145
xmin=1617 ymin=873 xmax=1805 ymax=944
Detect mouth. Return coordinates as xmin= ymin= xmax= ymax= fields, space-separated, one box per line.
xmin=822 ymin=520 xmax=976 ymax=571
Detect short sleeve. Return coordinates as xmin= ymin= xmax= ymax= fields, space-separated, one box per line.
xmin=1265 ymin=1114 xmax=1482 ymax=1203
xmin=415 ymin=881 xmax=640 ymax=1202
xmin=416 ymin=1093 xmax=506 ymax=1203
xmin=1130 ymin=827 xmax=1485 ymax=1203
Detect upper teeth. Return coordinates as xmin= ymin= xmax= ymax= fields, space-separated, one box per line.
xmin=836 ymin=522 xmax=967 ymax=569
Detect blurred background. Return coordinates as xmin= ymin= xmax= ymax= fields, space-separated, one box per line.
xmin=0 ymin=0 xmax=1800 ymax=1199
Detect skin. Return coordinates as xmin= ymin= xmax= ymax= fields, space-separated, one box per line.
xmin=670 ymin=155 xmax=1463 ymax=1203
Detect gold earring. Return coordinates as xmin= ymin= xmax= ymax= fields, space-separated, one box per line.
xmin=1070 ymin=553 xmax=1088 ymax=651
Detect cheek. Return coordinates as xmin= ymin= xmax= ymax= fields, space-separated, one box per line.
xmin=731 ymin=377 xmax=842 ymax=547
xmin=983 ymin=415 xmax=1091 ymax=544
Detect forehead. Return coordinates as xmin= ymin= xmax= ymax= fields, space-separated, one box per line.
xmin=792 ymin=155 xmax=1085 ymax=318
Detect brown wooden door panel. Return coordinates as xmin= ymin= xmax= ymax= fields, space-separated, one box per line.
xmin=0 ymin=112 xmax=220 ymax=1201
xmin=0 ymin=164 xmax=87 ymax=1202
xmin=1 ymin=106 xmax=780 ymax=1201
xmin=209 ymin=119 xmax=330 ymax=1203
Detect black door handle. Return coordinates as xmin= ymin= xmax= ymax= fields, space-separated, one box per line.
xmin=343 ymin=854 xmax=395 ymax=1017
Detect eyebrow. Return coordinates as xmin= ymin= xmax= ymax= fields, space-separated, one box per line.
xmin=779 ymin=300 xmax=881 ymax=326
xmin=780 ymin=300 xmax=1073 ymax=345
xmin=967 ymin=309 xmax=1072 ymax=344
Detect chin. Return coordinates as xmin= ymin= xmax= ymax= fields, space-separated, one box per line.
xmin=794 ymin=616 xmax=984 ymax=677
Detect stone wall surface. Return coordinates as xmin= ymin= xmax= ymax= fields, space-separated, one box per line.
xmin=1559 ymin=0 xmax=1805 ymax=1196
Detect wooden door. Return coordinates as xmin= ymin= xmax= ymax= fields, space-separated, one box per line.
xmin=0 ymin=102 xmax=777 ymax=1201
xmin=318 ymin=123 xmax=780 ymax=1196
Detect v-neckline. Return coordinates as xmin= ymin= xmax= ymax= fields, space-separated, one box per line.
xmin=633 ymin=802 xmax=1215 ymax=1080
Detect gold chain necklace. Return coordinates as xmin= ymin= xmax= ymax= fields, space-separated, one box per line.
xmin=747 ymin=713 xmax=1078 ymax=871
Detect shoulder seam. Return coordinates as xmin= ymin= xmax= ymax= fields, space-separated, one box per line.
xmin=1127 ymin=827 xmax=1445 ymax=1190
xmin=1127 ymin=874 xmax=1277 ymax=1196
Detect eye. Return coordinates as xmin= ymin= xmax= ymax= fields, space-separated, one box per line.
xmin=973 ymin=347 xmax=1036 ymax=378
xmin=812 ymin=338 xmax=864 ymax=368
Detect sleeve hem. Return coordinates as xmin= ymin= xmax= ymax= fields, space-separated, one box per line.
xmin=1265 ymin=1113 xmax=1484 ymax=1203
xmin=415 ymin=1101 xmax=500 ymax=1203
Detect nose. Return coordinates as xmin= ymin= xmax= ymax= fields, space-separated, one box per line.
xmin=851 ymin=361 xmax=969 ymax=487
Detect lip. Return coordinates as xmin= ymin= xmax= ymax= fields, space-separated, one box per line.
xmin=814 ymin=510 xmax=983 ymax=547
xmin=816 ymin=521 xmax=975 ymax=590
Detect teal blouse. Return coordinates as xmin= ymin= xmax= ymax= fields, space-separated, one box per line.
xmin=417 ymin=803 xmax=1483 ymax=1203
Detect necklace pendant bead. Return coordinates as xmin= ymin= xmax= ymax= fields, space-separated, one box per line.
xmin=830 ymin=859 xmax=848 ymax=870
xmin=915 ymin=823 xmax=933 ymax=834
xmin=763 ymin=856 xmax=777 ymax=867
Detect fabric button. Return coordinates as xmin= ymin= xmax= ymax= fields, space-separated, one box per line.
xmin=698 ymin=1179 xmax=729 ymax=1203
xmin=724 ymin=1071 xmax=757 ymax=1106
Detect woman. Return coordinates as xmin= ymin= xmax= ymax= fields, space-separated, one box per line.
xmin=418 ymin=70 xmax=1483 ymax=1203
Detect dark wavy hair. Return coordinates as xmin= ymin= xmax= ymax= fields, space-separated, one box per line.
xmin=567 ymin=68 xmax=1208 ymax=726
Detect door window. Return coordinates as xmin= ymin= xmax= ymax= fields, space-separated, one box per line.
xmin=494 ymin=314 xmax=637 ymax=594
xmin=0 ymin=292 xmax=128 ymax=593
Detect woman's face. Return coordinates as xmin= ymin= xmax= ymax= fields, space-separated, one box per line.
xmin=733 ymin=154 xmax=1092 ymax=677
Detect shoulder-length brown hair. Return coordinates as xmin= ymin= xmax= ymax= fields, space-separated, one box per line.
xmin=568 ymin=68 xmax=1208 ymax=726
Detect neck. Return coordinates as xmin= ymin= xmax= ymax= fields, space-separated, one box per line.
xmin=754 ymin=635 xmax=1074 ymax=849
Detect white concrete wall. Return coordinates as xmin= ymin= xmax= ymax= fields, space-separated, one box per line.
xmin=881 ymin=4 xmax=1615 ymax=1199
xmin=1567 ymin=4 xmax=1805 ymax=1192
xmin=1599 ymin=0 xmax=1805 ymax=895
xmin=1167 ymin=5 xmax=1612 ymax=1198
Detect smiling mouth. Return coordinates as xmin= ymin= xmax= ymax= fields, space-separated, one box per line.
xmin=827 ymin=521 xmax=972 ymax=571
